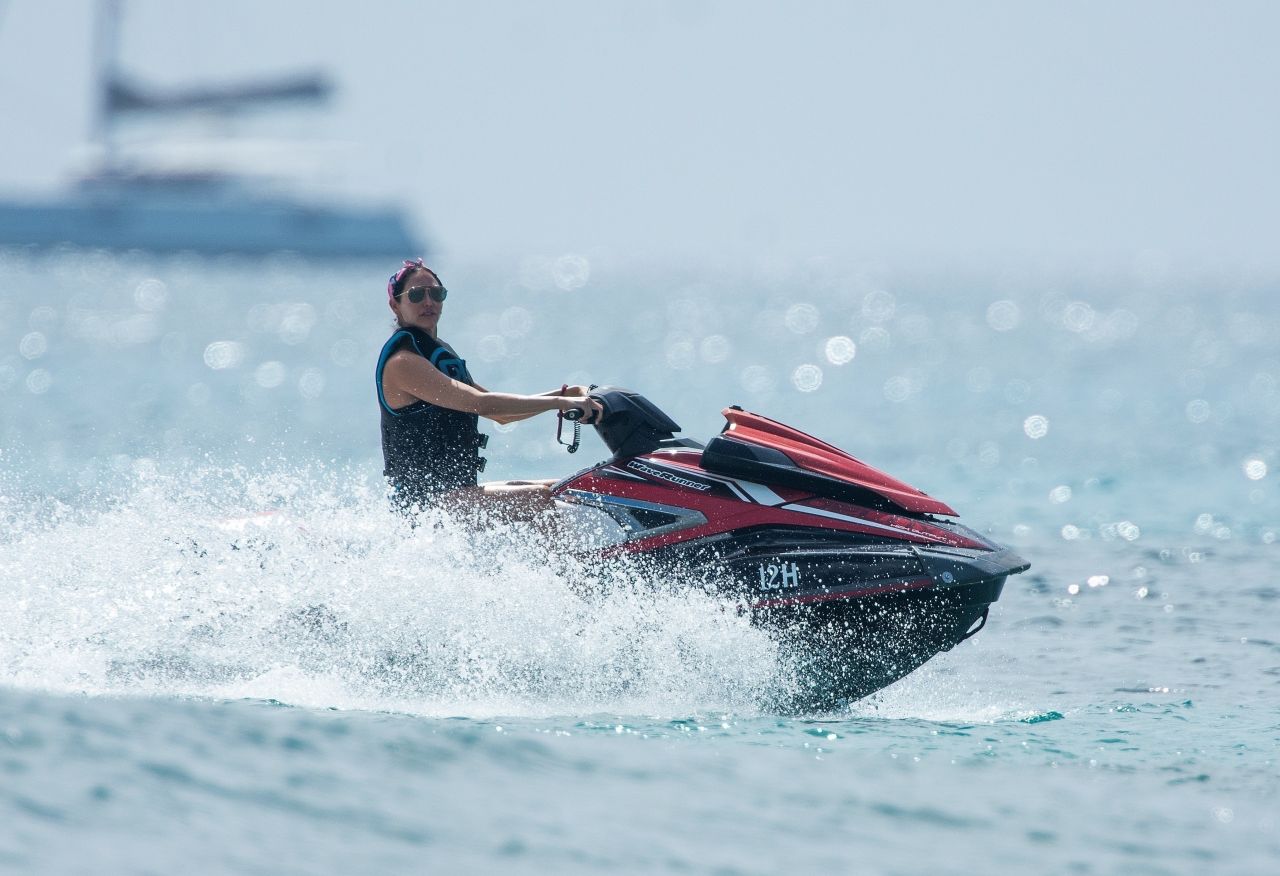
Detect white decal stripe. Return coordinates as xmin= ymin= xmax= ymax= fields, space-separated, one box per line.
xmin=633 ymin=459 xmax=787 ymax=506
xmin=781 ymin=502 xmax=918 ymax=536
xmin=730 ymin=479 xmax=787 ymax=506
xmin=675 ymin=468 xmax=786 ymax=505
xmin=694 ymin=472 xmax=752 ymax=502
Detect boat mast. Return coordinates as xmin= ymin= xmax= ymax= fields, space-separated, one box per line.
xmin=93 ymin=0 xmax=122 ymax=173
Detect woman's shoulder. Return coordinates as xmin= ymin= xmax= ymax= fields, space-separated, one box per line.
xmin=383 ymin=326 xmax=446 ymax=357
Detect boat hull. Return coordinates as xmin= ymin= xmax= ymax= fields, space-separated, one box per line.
xmin=0 ymin=196 xmax=418 ymax=257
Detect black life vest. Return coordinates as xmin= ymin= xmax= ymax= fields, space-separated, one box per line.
xmin=376 ymin=325 xmax=487 ymax=507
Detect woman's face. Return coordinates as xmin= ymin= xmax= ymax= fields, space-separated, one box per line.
xmin=390 ymin=268 xmax=444 ymax=335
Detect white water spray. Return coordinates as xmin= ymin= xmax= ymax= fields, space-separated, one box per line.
xmin=0 ymin=463 xmax=787 ymax=716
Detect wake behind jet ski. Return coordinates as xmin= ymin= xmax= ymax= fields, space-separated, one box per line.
xmin=552 ymin=388 xmax=1030 ymax=709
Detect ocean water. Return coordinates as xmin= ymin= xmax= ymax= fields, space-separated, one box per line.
xmin=1 ymin=247 xmax=1277 ymax=874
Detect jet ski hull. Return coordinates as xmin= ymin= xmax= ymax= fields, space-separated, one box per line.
xmin=551 ymin=388 xmax=1031 ymax=710
xmin=760 ymin=577 xmax=1008 ymax=710
xmin=632 ymin=531 xmax=1024 ymax=708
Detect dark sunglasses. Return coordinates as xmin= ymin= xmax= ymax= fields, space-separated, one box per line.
xmin=399 ymin=284 xmax=447 ymax=304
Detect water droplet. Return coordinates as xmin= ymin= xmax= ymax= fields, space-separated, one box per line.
xmin=986 ymin=299 xmax=1021 ymax=331
xmin=278 ymin=303 xmax=317 ymax=345
xmin=1023 ymin=414 xmax=1049 ymax=439
xmin=792 ymin=364 xmax=823 ymax=392
xmin=298 ymin=369 xmax=325 ymax=400
xmin=254 ymin=361 xmax=286 ymax=389
xmin=1116 ymin=522 xmax=1141 ymax=542
xmin=700 ymin=334 xmax=731 ymax=363
xmin=25 ymin=368 xmax=52 ymax=394
xmin=133 ymin=278 xmax=168 ymax=312
xmin=883 ymin=375 xmax=912 ymax=403
xmin=1185 ymin=399 xmax=1211 ymax=424
xmin=784 ymin=303 xmax=820 ymax=334
xmin=862 ymin=289 xmax=896 ymax=323
xmin=1243 ymin=458 xmax=1267 ymax=480
xmin=978 ymin=441 xmax=1000 ymax=467
xmin=203 ymin=341 xmax=246 ymax=370
xmin=823 ymin=336 xmax=856 ymax=365
xmin=858 ymin=326 xmax=891 ymax=351
xmin=500 ymin=306 xmax=533 ymax=337
xmin=28 ymin=305 xmax=59 ymax=331
xmin=553 ymin=254 xmax=590 ymax=290
xmin=1062 ymin=301 xmax=1096 ymax=333
xmin=664 ymin=332 xmax=695 ymax=370
xmin=19 ymin=331 xmax=47 ymax=360
xmin=966 ymin=367 xmax=993 ymax=393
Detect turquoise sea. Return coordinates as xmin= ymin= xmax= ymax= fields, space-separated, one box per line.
xmin=1 ymin=248 xmax=1277 ymax=873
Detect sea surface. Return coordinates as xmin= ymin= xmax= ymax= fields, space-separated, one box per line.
xmin=1 ymin=247 xmax=1277 ymax=874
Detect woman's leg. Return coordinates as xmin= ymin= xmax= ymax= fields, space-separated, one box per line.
xmin=478 ymin=479 xmax=558 ymax=523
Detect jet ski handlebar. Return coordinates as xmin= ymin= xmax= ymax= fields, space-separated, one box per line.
xmin=556 ymin=387 xmax=682 ymax=459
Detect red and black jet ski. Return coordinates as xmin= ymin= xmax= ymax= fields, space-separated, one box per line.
xmin=551 ymin=388 xmax=1030 ymax=709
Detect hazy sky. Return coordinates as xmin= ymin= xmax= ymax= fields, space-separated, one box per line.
xmin=1 ymin=1 xmax=1277 ymax=265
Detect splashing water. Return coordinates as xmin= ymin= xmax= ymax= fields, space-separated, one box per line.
xmin=0 ymin=463 xmax=787 ymax=717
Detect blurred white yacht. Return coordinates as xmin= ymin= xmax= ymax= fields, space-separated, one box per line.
xmin=0 ymin=1 xmax=420 ymax=256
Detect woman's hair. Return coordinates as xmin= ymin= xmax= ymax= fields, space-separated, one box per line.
xmin=388 ymin=259 xmax=442 ymax=301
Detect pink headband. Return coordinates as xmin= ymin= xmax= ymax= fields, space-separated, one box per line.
xmin=387 ymin=258 xmax=428 ymax=302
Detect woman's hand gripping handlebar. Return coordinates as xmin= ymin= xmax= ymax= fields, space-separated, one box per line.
xmin=556 ymin=386 xmax=602 ymax=453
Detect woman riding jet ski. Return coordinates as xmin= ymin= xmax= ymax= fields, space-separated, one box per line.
xmin=551 ymin=388 xmax=1030 ymax=709
xmin=374 ymin=260 xmax=1027 ymax=707
xmin=376 ymin=258 xmax=602 ymax=517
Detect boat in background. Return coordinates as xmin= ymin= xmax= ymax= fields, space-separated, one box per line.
xmin=0 ymin=0 xmax=419 ymax=256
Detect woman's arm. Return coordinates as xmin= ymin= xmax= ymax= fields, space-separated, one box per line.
xmin=469 ymin=384 xmax=597 ymax=425
xmin=383 ymin=353 xmax=601 ymax=422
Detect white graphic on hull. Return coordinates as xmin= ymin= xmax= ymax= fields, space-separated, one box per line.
xmin=627 ymin=460 xmax=713 ymax=491
xmin=694 ymin=471 xmax=787 ymax=505
xmin=780 ymin=502 xmax=921 ymax=538
xmin=758 ymin=561 xmax=801 ymax=590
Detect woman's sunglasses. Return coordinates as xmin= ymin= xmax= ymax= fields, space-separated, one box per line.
xmin=400 ymin=285 xmax=447 ymax=304
xmin=386 ymin=258 xmax=447 ymax=303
